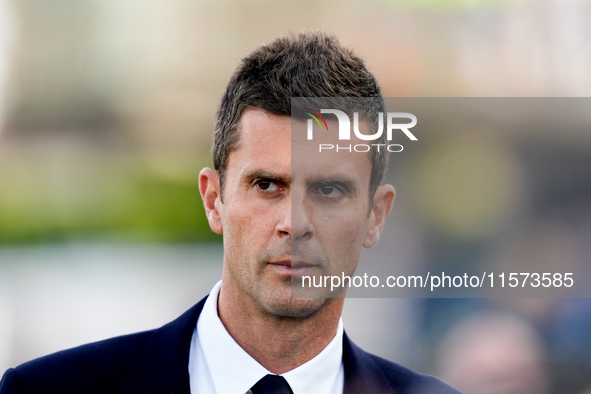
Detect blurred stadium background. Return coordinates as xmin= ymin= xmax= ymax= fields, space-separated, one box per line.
xmin=1 ymin=0 xmax=591 ymax=392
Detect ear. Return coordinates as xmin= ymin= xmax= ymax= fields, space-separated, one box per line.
xmin=363 ymin=184 xmax=395 ymax=248
xmin=199 ymin=168 xmax=223 ymax=234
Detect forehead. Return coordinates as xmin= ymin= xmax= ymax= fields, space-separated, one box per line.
xmin=227 ymin=108 xmax=372 ymax=185
xmin=227 ymin=108 xmax=291 ymax=167
xmin=290 ymin=114 xmax=373 ymax=183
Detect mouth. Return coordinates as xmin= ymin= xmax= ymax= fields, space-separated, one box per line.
xmin=269 ymin=260 xmax=316 ymax=278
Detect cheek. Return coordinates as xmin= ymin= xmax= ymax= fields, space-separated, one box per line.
xmin=318 ymin=208 xmax=369 ymax=241
xmin=317 ymin=216 xmax=367 ymax=265
xmin=221 ymin=210 xmax=255 ymax=280
xmin=223 ymin=209 xmax=251 ymax=247
xmin=222 ymin=202 xmax=271 ymax=251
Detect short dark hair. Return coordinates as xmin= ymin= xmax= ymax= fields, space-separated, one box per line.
xmin=213 ymin=31 xmax=387 ymax=197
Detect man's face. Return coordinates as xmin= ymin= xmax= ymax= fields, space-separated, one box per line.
xmin=210 ymin=108 xmax=384 ymax=318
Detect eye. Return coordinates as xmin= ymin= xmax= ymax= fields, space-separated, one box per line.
xmin=255 ymin=179 xmax=280 ymax=193
xmin=313 ymin=183 xmax=343 ymax=198
xmin=319 ymin=184 xmax=336 ymax=195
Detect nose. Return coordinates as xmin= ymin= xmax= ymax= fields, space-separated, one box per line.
xmin=276 ymin=190 xmax=313 ymax=240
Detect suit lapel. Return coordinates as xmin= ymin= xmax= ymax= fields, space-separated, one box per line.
xmin=342 ymin=332 xmax=396 ymax=394
xmin=115 ymin=297 xmax=403 ymax=394
xmin=117 ymin=297 xmax=208 ymax=394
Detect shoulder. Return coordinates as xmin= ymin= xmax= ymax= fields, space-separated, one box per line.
xmin=342 ymin=333 xmax=461 ymax=394
xmin=370 ymin=353 xmax=459 ymax=394
xmin=1 ymin=296 xmax=208 ymax=394
xmin=0 ymin=330 xmax=154 ymax=393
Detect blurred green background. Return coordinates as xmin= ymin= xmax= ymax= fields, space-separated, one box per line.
xmin=1 ymin=0 xmax=588 ymax=244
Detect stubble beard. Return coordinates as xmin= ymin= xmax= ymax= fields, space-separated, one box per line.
xmin=238 ymin=241 xmax=331 ymax=319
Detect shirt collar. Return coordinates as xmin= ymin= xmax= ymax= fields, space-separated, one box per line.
xmin=197 ymin=280 xmax=343 ymax=394
xmin=282 ymin=318 xmax=343 ymax=394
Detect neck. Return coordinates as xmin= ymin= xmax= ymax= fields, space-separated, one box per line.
xmin=217 ymin=278 xmax=343 ymax=375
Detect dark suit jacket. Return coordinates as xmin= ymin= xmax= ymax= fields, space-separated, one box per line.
xmin=0 ymin=296 xmax=459 ymax=393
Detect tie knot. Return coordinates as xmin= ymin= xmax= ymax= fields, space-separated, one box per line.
xmin=250 ymin=374 xmax=293 ymax=394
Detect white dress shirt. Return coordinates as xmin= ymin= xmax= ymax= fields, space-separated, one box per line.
xmin=188 ymin=280 xmax=344 ymax=394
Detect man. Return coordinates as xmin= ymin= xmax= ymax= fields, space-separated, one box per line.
xmin=0 ymin=32 xmax=458 ymax=393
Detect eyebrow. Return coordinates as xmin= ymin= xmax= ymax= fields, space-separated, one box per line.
xmin=242 ymin=170 xmax=359 ymax=195
xmin=306 ymin=175 xmax=359 ymax=193
xmin=243 ymin=169 xmax=291 ymax=184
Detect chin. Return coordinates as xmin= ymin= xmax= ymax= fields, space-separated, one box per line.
xmin=260 ymin=294 xmax=328 ymax=319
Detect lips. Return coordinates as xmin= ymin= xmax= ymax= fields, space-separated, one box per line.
xmin=269 ymin=260 xmax=316 ymax=277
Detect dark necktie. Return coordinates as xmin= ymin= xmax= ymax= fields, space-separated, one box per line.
xmin=250 ymin=374 xmax=294 ymax=394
